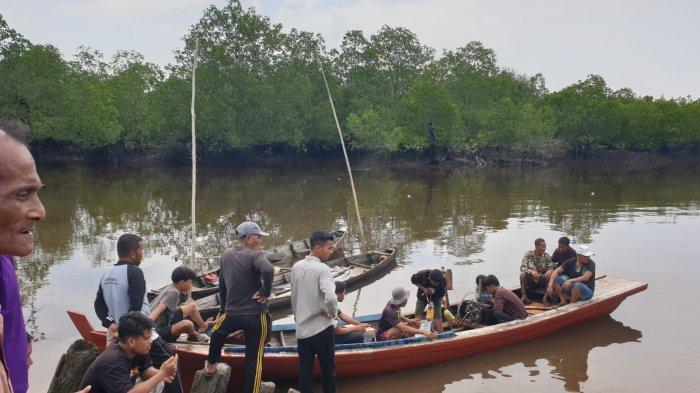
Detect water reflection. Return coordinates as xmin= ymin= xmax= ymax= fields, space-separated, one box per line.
xmin=16 ymin=161 xmax=700 ymax=342
xmin=336 ymin=316 xmax=642 ymax=393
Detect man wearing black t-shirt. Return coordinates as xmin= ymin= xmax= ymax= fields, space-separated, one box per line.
xmin=80 ymin=312 xmax=177 ymax=393
xmin=551 ymin=237 xmax=577 ymax=268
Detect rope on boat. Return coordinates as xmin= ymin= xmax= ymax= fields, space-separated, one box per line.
xmin=315 ymin=50 xmax=367 ymax=253
xmin=190 ymin=38 xmax=199 ymax=264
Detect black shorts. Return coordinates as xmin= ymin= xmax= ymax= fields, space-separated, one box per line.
xmin=156 ymin=308 xmax=185 ymax=342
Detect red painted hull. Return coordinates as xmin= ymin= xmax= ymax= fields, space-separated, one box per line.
xmin=173 ymin=277 xmax=647 ymax=392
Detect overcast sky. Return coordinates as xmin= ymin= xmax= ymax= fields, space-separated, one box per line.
xmin=2 ymin=0 xmax=698 ymax=98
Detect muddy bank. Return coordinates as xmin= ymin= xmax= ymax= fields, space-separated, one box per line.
xmin=30 ymin=141 xmax=698 ymax=170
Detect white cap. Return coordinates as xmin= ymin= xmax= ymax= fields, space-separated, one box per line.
xmin=575 ymin=244 xmax=595 ymax=257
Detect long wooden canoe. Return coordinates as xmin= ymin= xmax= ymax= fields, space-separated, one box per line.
xmin=147 ymin=228 xmax=347 ymax=302
xmin=169 ymin=275 xmax=646 ymax=392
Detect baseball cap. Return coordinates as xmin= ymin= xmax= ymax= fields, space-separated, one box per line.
xmin=236 ymin=221 xmax=270 ymax=239
xmin=391 ymin=287 xmax=410 ymax=305
xmin=429 ymin=269 xmax=443 ymax=283
xmin=575 ymin=244 xmax=595 ymax=257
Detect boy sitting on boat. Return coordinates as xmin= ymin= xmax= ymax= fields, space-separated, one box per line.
xmin=483 ymin=275 xmax=528 ymax=324
xmin=376 ymin=287 xmax=436 ymax=341
xmin=149 ymin=266 xmax=209 ymax=342
xmin=547 ymin=245 xmax=596 ymax=306
xmin=333 ymin=281 xmax=371 ymax=344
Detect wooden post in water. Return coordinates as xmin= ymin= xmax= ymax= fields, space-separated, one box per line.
xmin=47 ymin=339 xmax=98 ymax=393
xmin=315 ymin=50 xmax=367 ymax=252
xmin=190 ymin=38 xmax=199 ymax=265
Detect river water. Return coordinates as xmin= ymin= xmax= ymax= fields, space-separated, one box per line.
xmin=19 ymin=160 xmax=700 ymax=392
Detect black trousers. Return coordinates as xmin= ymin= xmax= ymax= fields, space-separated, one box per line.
xmin=150 ymin=336 xmax=183 ymax=393
xmin=334 ymin=331 xmax=364 ymax=345
xmin=298 ymin=326 xmax=336 ymax=393
xmin=492 ymin=310 xmax=516 ymax=324
xmin=208 ymin=313 xmax=270 ymax=393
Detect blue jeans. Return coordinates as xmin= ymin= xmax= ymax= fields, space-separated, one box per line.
xmin=555 ymin=275 xmax=594 ymax=300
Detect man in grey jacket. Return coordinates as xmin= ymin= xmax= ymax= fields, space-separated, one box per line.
xmin=291 ymin=231 xmax=338 ymax=393
xmin=204 ymin=221 xmax=274 ymax=393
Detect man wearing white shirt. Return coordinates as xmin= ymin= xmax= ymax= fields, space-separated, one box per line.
xmin=291 ymin=231 xmax=338 ymax=393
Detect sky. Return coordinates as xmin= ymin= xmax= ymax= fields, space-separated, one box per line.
xmin=1 ymin=0 xmax=698 ymax=98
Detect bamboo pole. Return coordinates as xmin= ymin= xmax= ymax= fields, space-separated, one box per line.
xmin=315 ymin=51 xmax=366 ymax=252
xmin=190 ymin=39 xmax=199 ymax=265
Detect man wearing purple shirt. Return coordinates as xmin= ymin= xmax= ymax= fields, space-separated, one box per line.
xmin=0 ymin=121 xmax=46 ymax=393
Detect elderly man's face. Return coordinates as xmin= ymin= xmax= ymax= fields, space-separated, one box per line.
xmin=0 ymin=137 xmax=46 ymax=256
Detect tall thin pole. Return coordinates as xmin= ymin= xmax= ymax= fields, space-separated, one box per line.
xmin=190 ymin=39 xmax=199 ymax=265
xmin=316 ymin=52 xmax=366 ymax=252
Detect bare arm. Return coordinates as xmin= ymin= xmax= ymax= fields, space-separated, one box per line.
xmin=334 ymin=325 xmax=361 ymax=335
xmin=396 ymin=322 xmax=435 ymax=339
xmin=128 ymin=356 xmax=177 ymax=393
xmin=339 ymin=312 xmax=364 ymax=326
xmin=547 ymin=266 xmax=564 ymax=291
xmin=149 ymin=303 xmax=167 ymax=322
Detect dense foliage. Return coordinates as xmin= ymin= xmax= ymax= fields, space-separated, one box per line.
xmin=1 ymin=1 xmax=698 ymax=157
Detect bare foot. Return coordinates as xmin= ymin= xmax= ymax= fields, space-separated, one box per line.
xmin=203 ymin=361 xmax=216 ymax=375
xmin=553 ymin=302 xmax=568 ymax=309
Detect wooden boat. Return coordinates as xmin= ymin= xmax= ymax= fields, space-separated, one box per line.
xmin=66 ymin=248 xmax=396 ymax=352
xmin=167 ymin=275 xmax=646 ymax=392
xmin=147 ymin=228 xmax=347 ymax=302
xmin=194 ymin=249 xmax=397 ymax=312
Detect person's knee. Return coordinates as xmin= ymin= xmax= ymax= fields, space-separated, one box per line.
xmin=181 ymin=302 xmax=195 ymax=314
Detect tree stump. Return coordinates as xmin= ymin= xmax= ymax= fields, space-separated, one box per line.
xmin=190 ymin=363 xmax=231 ymax=393
xmin=47 ymin=339 xmax=98 ymax=393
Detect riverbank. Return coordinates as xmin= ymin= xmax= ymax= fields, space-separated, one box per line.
xmin=32 ymin=142 xmax=698 ymax=171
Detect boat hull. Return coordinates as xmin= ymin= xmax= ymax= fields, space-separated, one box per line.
xmin=173 ymin=276 xmax=647 ymax=392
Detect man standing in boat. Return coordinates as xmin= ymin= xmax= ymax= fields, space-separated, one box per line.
xmin=547 ymin=245 xmax=596 ymax=306
xmin=519 ymin=238 xmax=553 ymax=304
xmin=291 ymin=231 xmax=338 ymax=393
xmin=411 ymin=269 xmax=447 ymax=332
xmin=204 ymin=221 xmax=274 ymax=393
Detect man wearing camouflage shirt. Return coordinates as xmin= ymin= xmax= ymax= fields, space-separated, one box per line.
xmin=519 ymin=238 xmax=553 ymax=304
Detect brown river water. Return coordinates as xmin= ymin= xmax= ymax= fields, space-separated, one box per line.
xmin=19 ymin=160 xmax=700 ymax=392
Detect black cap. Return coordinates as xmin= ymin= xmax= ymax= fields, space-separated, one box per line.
xmin=429 ymin=269 xmax=443 ymax=282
